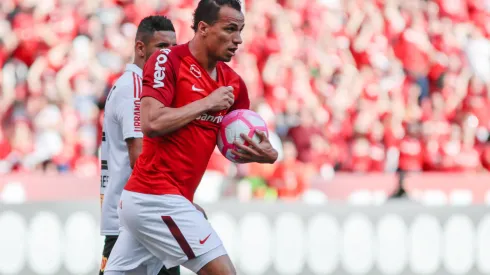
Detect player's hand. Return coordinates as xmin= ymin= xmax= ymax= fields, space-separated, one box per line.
xmin=231 ymin=130 xmax=278 ymax=164
xmin=205 ymin=86 xmax=234 ymax=112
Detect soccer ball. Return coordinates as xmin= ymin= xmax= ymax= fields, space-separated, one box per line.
xmin=217 ymin=109 xmax=269 ymax=162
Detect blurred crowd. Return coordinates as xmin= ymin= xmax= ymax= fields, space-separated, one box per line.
xmin=1 ymin=0 xmax=490 ymax=200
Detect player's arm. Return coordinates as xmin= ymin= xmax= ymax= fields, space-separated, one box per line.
xmin=141 ymin=97 xmax=211 ymax=137
xmin=125 ymin=138 xmax=142 ymax=169
xmin=141 ymin=49 xmax=234 ymax=137
xmin=115 ymin=84 xmax=144 ymax=168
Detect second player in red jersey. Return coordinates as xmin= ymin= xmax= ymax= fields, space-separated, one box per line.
xmin=125 ymin=43 xmax=250 ymax=200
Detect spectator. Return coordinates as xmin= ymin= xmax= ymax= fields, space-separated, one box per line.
xmin=0 ymin=0 xmax=489 ymax=198
xmin=398 ymin=123 xmax=424 ymax=172
xmin=269 ymin=139 xmax=308 ymax=200
xmin=465 ymin=27 xmax=490 ymax=83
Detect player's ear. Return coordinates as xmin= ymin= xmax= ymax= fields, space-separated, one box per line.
xmin=135 ymin=40 xmax=146 ymax=58
xmin=198 ymin=21 xmax=209 ymax=37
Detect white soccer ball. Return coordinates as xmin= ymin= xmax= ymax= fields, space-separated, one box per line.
xmin=217 ymin=109 xmax=269 ymax=163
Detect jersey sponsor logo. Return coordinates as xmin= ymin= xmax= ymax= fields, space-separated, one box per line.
xmin=199 ymin=233 xmax=212 ymax=245
xmin=190 ymin=64 xmax=201 ymax=78
xmin=192 ymin=84 xmax=205 ymax=92
xmin=133 ymin=99 xmax=141 ymax=132
xmin=196 ymin=113 xmax=223 ymax=124
xmin=153 ymin=49 xmax=171 ymax=88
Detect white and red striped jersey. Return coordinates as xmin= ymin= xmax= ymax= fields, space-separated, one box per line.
xmin=100 ymin=64 xmax=143 ymax=236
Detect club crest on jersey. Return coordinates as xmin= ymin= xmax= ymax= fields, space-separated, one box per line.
xmin=190 ymin=64 xmax=201 ymax=78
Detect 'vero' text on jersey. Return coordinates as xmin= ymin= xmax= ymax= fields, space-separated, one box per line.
xmin=153 ymin=49 xmax=171 ymax=89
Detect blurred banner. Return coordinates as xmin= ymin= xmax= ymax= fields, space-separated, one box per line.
xmin=2 ymin=173 xmax=490 ymax=204
xmin=1 ymin=200 xmax=490 ymax=275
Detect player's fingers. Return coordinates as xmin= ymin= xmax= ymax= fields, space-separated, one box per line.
xmin=234 ymin=140 xmax=261 ymax=156
xmin=255 ymin=130 xmax=267 ymax=142
xmin=227 ymin=98 xmax=234 ymax=106
xmin=224 ymin=86 xmax=234 ymax=93
xmin=226 ymin=91 xmax=235 ymax=100
xmin=226 ymin=97 xmax=234 ymax=107
xmin=230 ymin=149 xmax=252 ymax=161
xmin=240 ymin=133 xmax=260 ymax=149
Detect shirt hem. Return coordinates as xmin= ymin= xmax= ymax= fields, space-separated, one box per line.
xmin=123 ymin=133 xmax=144 ymax=140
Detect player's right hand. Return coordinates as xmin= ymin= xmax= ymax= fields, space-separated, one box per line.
xmin=205 ymin=86 xmax=235 ymax=112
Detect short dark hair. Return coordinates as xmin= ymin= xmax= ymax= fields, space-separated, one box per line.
xmin=191 ymin=0 xmax=242 ymax=32
xmin=136 ymin=15 xmax=175 ymax=44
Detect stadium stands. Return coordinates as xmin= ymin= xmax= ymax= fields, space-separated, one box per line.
xmin=0 ymin=0 xmax=489 ymax=200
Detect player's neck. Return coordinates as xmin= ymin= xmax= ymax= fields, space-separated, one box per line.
xmin=133 ymin=58 xmax=145 ymax=71
xmin=189 ymin=38 xmax=217 ymax=74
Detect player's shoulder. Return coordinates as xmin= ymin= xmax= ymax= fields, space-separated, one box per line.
xmin=115 ymin=70 xmax=138 ymax=86
xmin=111 ymin=71 xmax=140 ymax=99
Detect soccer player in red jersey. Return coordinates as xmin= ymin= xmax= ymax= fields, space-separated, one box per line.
xmin=105 ymin=1 xmax=278 ymax=275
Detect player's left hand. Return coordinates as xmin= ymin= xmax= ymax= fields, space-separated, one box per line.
xmin=231 ymin=130 xmax=278 ymax=164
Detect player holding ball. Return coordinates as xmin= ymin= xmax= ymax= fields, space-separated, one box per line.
xmin=104 ymin=0 xmax=278 ymax=275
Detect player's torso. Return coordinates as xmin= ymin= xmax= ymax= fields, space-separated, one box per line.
xmin=172 ymin=56 xmax=241 ymax=130
xmin=100 ymin=71 xmax=140 ymax=235
xmin=167 ymin=57 xmax=243 ymax=173
xmin=132 ymin=52 xmax=241 ymax=200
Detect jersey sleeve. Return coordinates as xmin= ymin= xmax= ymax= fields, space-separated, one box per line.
xmin=230 ymin=77 xmax=250 ymax=111
xmin=118 ymin=98 xmax=143 ymax=140
xmin=116 ymin=93 xmax=144 ymax=140
xmin=141 ymin=49 xmax=177 ymax=106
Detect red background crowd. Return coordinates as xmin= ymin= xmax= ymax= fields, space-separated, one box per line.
xmin=1 ymin=0 xmax=490 ymax=200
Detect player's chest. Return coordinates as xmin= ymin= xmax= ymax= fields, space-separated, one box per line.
xmin=173 ymin=64 xmax=240 ymax=124
xmin=175 ymin=75 xmax=220 ymax=105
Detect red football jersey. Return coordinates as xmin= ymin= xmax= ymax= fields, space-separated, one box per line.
xmin=125 ymin=44 xmax=250 ymax=201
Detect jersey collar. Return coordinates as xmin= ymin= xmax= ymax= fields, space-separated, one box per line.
xmin=125 ymin=64 xmax=143 ymax=78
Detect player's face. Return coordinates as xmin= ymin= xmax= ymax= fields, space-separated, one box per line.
xmin=144 ymin=31 xmax=177 ymax=61
xmin=207 ymin=6 xmax=244 ymax=62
